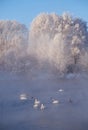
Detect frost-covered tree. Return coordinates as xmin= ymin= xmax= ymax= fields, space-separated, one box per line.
xmin=0 ymin=13 xmax=88 ymax=73
xmin=29 ymin=12 xmax=88 ymax=73
xmin=0 ymin=20 xmax=28 ymax=70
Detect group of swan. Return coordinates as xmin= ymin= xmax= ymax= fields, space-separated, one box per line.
xmin=33 ymin=99 xmax=46 ymax=110
xmin=19 ymin=94 xmax=59 ymax=110
xmin=33 ymin=98 xmax=60 ymax=110
xmin=19 ymin=89 xmax=72 ymax=110
xmin=19 ymin=95 xmax=46 ymax=110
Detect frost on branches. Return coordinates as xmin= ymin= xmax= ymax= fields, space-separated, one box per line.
xmin=29 ymin=13 xmax=88 ymax=73
xmin=0 ymin=20 xmax=28 ymax=70
xmin=0 ymin=13 xmax=88 ymax=73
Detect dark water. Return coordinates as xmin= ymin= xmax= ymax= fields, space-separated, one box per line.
xmin=0 ymin=72 xmax=88 ymax=130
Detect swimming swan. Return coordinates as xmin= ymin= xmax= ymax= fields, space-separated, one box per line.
xmin=34 ymin=99 xmax=40 ymax=105
xmin=52 ymin=99 xmax=59 ymax=104
xmin=20 ymin=94 xmax=27 ymax=100
xmin=40 ymin=104 xmax=45 ymax=110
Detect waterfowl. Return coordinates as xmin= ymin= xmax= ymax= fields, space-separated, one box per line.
xmin=58 ymin=89 xmax=64 ymax=92
xmin=34 ymin=99 xmax=40 ymax=105
xmin=68 ymin=98 xmax=73 ymax=103
xmin=52 ymin=100 xmax=59 ymax=104
xmin=33 ymin=103 xmax=39 ymax=108
xmin=52 ymin=99 xmax=59 ymax=104
xmin=20 ymin=94 xmax=27 ymax=100
xmin=40 ymin=104 xmax=45 ymax=110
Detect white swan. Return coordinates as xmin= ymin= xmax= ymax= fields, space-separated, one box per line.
xmin=20 ymin=94 xmax=27 ymax=100
xmin=33 ymin=103 xmax=39 ymax=108
xmin=34 ymin=99 xmax=40 ymax=105
xmin=58 ymin=89 xmax=64 ymax=92
xmin=52 ymin=99 xmax=59 ymax=104
xmin=40 ymin=104 xmax=45 ymax=110
xmin=33 ymin=98 xmax=40 ymax=109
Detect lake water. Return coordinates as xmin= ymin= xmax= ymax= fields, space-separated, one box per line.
xmin=0 ymin=72 xmax=88 ymax=130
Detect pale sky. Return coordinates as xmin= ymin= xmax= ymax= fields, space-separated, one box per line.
xmin=0 ymin=0 xmax=88 ymax=27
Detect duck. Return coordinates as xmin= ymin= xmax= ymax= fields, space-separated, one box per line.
xmin=68 ymin=98 xmax=73 ymax=103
